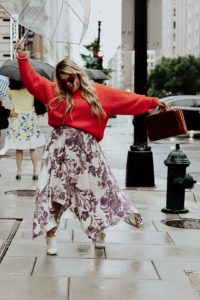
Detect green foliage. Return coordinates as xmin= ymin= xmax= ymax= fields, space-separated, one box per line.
xmin=80 ymin=39 xmax=112 ymax=78
xmin=148 ymin=56 xmax=200 ymax=97
xmin=84 ymin=39 xmax=99 ymax=54
xmin=80 ymin=54 xmax=97 ymax=69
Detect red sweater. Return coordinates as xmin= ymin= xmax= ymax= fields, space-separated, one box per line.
xmin=18 ymin=53 xmax=158 ymax=141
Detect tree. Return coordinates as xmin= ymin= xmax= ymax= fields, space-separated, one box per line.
xmin=148 ymin=56 xmax=200 ymax=97
xmin=80 ymin=39 xmax=112 ymax=78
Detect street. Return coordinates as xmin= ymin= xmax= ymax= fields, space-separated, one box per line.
xmin=0 ymin=115 xmax=200 ymax=299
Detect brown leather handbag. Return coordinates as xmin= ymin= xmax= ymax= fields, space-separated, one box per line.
xmin=145 ymin=108 xmax=188 ymax=141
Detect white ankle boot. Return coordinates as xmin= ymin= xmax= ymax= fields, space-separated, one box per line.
xmin=46 ymin=236 xmax=58 ymax=255
xmin=93 ymin=231 xmax=106 ymax=249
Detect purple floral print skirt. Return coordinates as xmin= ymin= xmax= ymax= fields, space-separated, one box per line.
xmin=33 ymin=126 xmax=140 ymax=240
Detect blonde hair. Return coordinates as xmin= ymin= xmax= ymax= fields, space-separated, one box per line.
xmin=50 ymin=57 xmax=106 ymax=120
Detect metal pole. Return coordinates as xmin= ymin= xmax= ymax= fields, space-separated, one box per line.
xmin=97 ymin=20 xmax=101 ymax=50
xmin=133 ymin=0 xmax=148 ymax=146
xmin=125 ymin=0 xmax=155 ymax=187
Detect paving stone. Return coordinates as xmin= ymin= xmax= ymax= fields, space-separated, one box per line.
xmin=186 ymin=272 xmax=200 ymax=296
xmin=105 ymin=244 xmax=200 ymax=261
xmin=73 ymin=229 xmax=173 ymax=245
xmin=69 ymin=278 xmax=200 ymax=300
xmin=0 ymin=276 xmax=68 ymax=300
xmin=0 ymin=257 xmax=35 ymax=275
xmin=0 ymin=219 xmax=16 ymax=239
xmin=153 ymin=261 xmax=200 ymax=280
xmin=168 ymin=231 xmax=200 ymax=246
xmin=33 ymin=257 xmax=158 ymax=279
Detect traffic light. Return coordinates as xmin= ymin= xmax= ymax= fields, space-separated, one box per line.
xmin=95 ymin=50 xmax=104 ymax=69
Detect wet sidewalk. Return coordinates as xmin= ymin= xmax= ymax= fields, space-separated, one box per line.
xmin=0 ymin=115 xmax=200 ymax=300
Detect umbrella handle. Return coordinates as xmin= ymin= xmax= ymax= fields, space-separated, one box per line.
xmin=20 ymin=29 xmax=29 ymax=44
xmin=12 ymin=30 xmax=28 ymax=58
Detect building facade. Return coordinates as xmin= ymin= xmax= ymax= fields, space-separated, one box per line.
xmin=117 ymin=0 xmax=162 ymax=90
xmin=162 ymin=0 xmax=200 ymax=57
xmin=0 ymin=8 xmax=10 ymax=65
xmin=0 ymin=6 xmax=70 ymax=67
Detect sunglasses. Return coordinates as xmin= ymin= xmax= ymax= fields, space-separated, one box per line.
xmin=58 ymin=74 xmax=76 ymax=86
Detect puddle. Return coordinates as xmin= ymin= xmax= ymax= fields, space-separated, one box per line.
xmin=186 ymin=272 xmax=200 ymax=296
xmin=162 ymin=218 xmax=200 ymax=229
xmin=5 ymin=190 xmax=36 ymax=197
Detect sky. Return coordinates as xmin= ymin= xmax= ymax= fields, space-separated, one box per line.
xmin=72 ymin=0 xmax=122 ymax=67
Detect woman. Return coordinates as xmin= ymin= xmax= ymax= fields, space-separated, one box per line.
xmin=0 ymin=75 xmax=16 ymax=130
xmin=0 ymin=101 xmax=14 ymax=130
xmin=15 ymin=41 xmax=169 ymax=255
xmin=4 ymin=79 xmax=45 ymax=180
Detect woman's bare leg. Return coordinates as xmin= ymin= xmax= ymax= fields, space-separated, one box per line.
xmin=46 ymin=202 xmax=62 ymax=237
xmin=16 ymin=149 xmax=23 ymax=176
xmin=46 ymin=202 xmax=62 ymax=255
xmin=30 ymin=148 xmax=38 ymax=176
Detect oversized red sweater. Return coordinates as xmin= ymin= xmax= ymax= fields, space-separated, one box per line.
xmin=18 ymin=53 xmax=159 ymax=141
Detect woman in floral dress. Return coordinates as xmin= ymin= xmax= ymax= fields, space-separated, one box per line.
xmin=15 ymin=40 xmax=169 ymax=255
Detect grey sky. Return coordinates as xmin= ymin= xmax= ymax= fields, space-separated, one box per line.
xmin=72 ymin=0 xmax=121 ymax=66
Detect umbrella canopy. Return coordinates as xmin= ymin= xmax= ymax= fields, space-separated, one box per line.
xmin=0 ymin=0 xmax=90 ymax=44
xmin=0 ymin=75 xmax=9 ymax=98
xmin=84 ymin=69 xmax=109 ymax=81
xmin=0 ymin=59 xmax=54 ymax=81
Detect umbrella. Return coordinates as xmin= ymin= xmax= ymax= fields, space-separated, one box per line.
xmin=0 ymin=0 xmax=90 ymax=44
xmin=0 ymin=75 xmax=9 ymax=97
xmin=0 ymin=59 xmax=54 ymax=81
xmin=84 ymin=69 xmax=109 ymax=81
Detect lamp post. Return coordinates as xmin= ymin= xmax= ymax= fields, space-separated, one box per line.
xmin=97 ymin=20 xmax=101 ymax=50
xmin=125 ymin=0 xmax=155 ymax=187
xmin=95 ymin=20 xmax=104 ymax=70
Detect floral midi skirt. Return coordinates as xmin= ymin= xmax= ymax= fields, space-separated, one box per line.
xmin=33 ymin=126 xmax=140 ymax=240
xmin=5 ymin=112 xmax=45 ymax=150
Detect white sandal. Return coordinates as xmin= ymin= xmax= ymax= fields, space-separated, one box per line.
xmin=93 ymin=231 xmax=106 ymax=249
xmin=125 ymin=213 xmax=143 ymax=228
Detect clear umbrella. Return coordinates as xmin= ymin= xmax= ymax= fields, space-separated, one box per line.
xmin=0 ymin=0 xmax=90 ymax=44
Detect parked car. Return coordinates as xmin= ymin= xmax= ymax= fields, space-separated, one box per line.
xmin=161 ymin=95 xmax=200 ymax=131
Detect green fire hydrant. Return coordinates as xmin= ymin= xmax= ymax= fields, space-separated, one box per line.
xmin=161 ymin=144 xmax=196 ymax=214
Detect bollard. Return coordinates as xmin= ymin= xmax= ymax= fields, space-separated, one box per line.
xmin=161 ymin=144 xmax=196 ymax=214
xmin=126 ymin=143 xmax=155 ymax=187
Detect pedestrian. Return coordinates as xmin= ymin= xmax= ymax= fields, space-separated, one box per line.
xmin=3 ymin=78 xmax=45 ymax=180
xmin=0 ymin=74 xmax=9 ymax=98
xmin=0 ymin=75 xmax=11 ymax=130
xmin=15 ymin=40 xmax=169 ymax=255
xmin=0 ymin=100 xmax=17 ymax=130
xmin=0 ymin=75 xmax=18 ymax=156
xmin=0 ymin=100 xmax=17 ymax=177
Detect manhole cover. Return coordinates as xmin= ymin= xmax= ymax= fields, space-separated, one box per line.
xmin=5 ymin=190 xmax=36 ymax=197
xmin=162 ymin=218 xmax=200 ymax=229
xmin=186 ymin=272 xmax=200 ymax=296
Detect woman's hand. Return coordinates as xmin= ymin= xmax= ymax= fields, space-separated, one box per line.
xmin=10 ymin=110 xmax=18 ymax=117
xmin=157 ymin=99 xmax=170 ymax=110
xmin=14 ymin=40 xmax=25 ymax=55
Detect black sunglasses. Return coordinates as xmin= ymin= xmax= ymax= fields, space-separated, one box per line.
xmin=59 ymin=74 xmax=76 ymax=85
